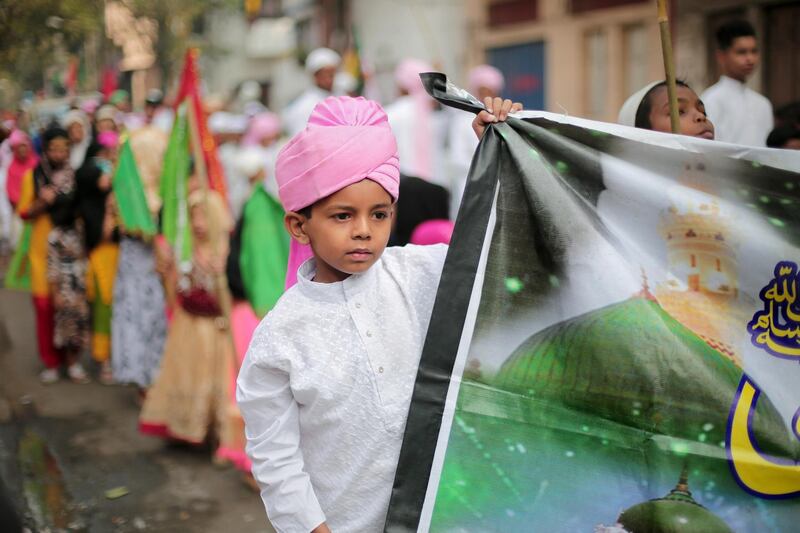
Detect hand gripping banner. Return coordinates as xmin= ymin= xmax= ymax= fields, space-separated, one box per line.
xmin=385 ymin=74 xmax=800 ymax=532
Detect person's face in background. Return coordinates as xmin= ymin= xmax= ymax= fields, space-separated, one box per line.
xmin=96 ymin=119 xmax=116 ymax=134
xmin=67 ymin=122 xmax=84 ymax=144
xmin=114 ymin=99 xmax=131 ymax=113
xmin=46 ymin=137 xmax=70 ymax=167
xmin=314 ymin=66 xmax=337 ymax=92
xmin=780 ymin=138 xmax=800 ymax=150
xmin=12 ymin=142 xmax=30 ymax=161
xmin=260 ymin=132 xmax=279 ymax=148
xmin=190 ymin=204 xmax=209 ymax=242
xmin=647 ymin=85 xmax=715 ymax=139
xmin=718 ymin=36 xmax=759 ymax=83
xmin=144 ymin=103 xmax=157 ymax=123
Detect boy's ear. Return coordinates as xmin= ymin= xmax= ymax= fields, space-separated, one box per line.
xmin=284 ymin=212 xmax=311 ymax=245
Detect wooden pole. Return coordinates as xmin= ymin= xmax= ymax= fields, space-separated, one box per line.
xmin=657 ymin=0 xmax=680 ymax=134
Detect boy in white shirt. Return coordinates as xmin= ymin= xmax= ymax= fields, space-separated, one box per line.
xmin=701 ymin=19 xmax=773 ymax=146
xmin=237 ymin=94 xmax=519 ymax=533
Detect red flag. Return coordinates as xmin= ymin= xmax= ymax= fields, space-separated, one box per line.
xmin=101 ymin=66 xmax=118 ymax=100
xmin=174 ymin=48 xmax=228 ymax=202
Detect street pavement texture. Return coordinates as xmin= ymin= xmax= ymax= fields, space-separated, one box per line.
xmin=0 ymin=288 xmax=274 ymax=532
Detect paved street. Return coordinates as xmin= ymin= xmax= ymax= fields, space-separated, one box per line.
xmin=0 ymin=288 xmax=274 ymax=533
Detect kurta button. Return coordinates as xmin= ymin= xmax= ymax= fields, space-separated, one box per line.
xmin=378 ymin=366 xmax=384 ymax=373
xmin=366 ymin=331 xmax=372 ymax=337
xmin=355 ymin=302 xmax=362 ymax=309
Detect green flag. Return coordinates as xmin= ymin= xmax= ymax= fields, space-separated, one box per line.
xmin=240 ymin=187 xmax=289 ymax=317
xmin=113 ymin=140 xmax=157 ymax=237
xmin=3 ymin=223 xmax=32 ymax=291
xmin=159 ymin=103 xmax=192 ymax=261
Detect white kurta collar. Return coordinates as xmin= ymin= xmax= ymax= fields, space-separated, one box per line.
xmin=296 ymin=257 xmax=379 ymax=303
xmin=719 ymin=75 xmax=746 ymax=93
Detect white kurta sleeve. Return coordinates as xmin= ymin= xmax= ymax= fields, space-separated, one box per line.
xmin=236 ymin=328 xmax=326 ymax=533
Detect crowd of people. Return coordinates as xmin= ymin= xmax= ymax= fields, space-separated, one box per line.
xmin=0 ymin=16 xmax=798 ymax=532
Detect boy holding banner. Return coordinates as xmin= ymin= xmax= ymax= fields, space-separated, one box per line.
xmin=237 ymin=95 xmax=519 ymax=533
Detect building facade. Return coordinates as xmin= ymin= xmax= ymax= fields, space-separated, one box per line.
xmin=468 ymin=0 xmax=665 ymax=122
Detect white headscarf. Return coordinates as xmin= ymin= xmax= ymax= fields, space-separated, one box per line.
xmin=305 ymin=48 xmax=341 ymax=74
xmin=617 ymin=81 xmax=662 ymax=128
xmin=62 ymin=110 xmax=91 ymax=169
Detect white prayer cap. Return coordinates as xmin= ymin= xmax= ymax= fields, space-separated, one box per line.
xmin=62 ymin=109 xmax=89 ymax=129
xmin=305 ymin=47 xmax=341 ymax=74
xmin=95 ymin=105 xmax=118 ymax=124
xmin=236 ymin=147 xmax=265 ymax=179
xmin=618 ymin=81 xmax=662 ymax=127
xmin=239 ymin=80 xmax=262 ymax=103
xmin=209 ymin=112 xmax=248 ymax=135
xmin=333 ymin=71 xmax=358 ymax=96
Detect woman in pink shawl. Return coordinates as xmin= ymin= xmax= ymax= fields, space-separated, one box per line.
xmin=5 ymin=130 xmax=38 ymax=209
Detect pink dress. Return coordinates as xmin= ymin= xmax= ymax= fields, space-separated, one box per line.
xmin=213 ymin=300 xmax=260 ymax=472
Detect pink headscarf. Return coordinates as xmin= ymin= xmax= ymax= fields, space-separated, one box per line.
xmin=277 ymin=96 xmax=400 ymax=288
xmin=394 ymin=58 xmax=434 ymax=180
xmin=468 ymin=65 xmax=505 ymax=96
xmin=5 ymin=130 xmax=37 ymax=208
xmin=410 ymin=219 xmax=454 ymax=246
xmin=242 ymin=112 xmax=281 ymax=146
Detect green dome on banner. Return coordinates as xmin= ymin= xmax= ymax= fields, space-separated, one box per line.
xmin=494 ymin=295 xmax=794 ymax=457
xmin=617 ymin=468 xmax=733 ymax=533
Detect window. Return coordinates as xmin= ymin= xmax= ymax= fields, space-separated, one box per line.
xmin=488 ymin=0 xmax=538 ymax=27
xmin=585 ymin=29 xmax=608 ymax=119
xmin=623 ymin=23 xmax=648 ymax=97
xmin=571 ymin=0 xmax=645 ymax=15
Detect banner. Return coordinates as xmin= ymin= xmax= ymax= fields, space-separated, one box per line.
xmin=386 ymin=74 xmax=800 ymax=532
xmin=159 ymin=102 xmax=192 ymax=262
xmin=113 ymin=139 xmax=157 ymax=237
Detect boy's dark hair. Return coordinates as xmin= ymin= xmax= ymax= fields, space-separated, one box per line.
xmin=634 ymin=80 xmax=692 ymax=130
xmin=766 ymin=125 xmax=800 ymax=148
xmin=42 ymin=126 xmax=69 ymax=148
xmin=715 ymin=20 xmax=756 ymax=50
xmin=297 ymin=205 xmax=313 ymax=218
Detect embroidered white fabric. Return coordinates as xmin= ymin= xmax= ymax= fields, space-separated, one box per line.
xmin=237 ymin=244 xmax=447 ymax=533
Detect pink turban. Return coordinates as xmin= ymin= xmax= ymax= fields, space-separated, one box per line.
xmin=277 ymin=96 xmax=400 ymax=288
xmin=410 ymin=219 xmax=454 ymax=246
xmin=276 ymin=96 xmax=399 ymax=212
xmin=242 ymin=112 xmax=281 ymax=146
xmin=395 ymin=58 xmax=433 ymax=95
xmin=468 ymin=65 xmax=505 ymax=95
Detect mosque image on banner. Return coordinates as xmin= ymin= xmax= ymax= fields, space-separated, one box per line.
xmin=385 ymin=74 xmax=800 ymax=533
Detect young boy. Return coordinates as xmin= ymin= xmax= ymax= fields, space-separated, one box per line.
xmin=701 ymin=19 xmax=773 ymax=146
xmin=619 ymin=80 xmax=715 ymax=139
xmin=237 ymin=95 xmax=519 ymax=533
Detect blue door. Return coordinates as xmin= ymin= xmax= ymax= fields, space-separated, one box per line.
xmin=487 ymin=41 xmax=546 ymax=110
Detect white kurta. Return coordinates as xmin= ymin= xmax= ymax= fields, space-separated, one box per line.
xmin=385 ymin=96 xmax=450 ymax=189
xmin=701 ymin=75 xmax=774 ymax=147
xmin=282 ymin=86 xmax=332 ymax=138
xmin=237 ymin=244 xmax=447 ymax=533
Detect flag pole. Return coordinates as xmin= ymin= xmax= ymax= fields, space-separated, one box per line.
xmin=656 ymin=0 xmax=680 ymax=134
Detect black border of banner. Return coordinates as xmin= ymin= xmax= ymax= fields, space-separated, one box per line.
xmin=384 ymin=74 xmax=509 ymax=532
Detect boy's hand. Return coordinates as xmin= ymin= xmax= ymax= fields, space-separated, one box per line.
xmin=311 ymin=524 xmax=331 ymax=533
xmin=472 ymin=96 xmax=523 ymax=139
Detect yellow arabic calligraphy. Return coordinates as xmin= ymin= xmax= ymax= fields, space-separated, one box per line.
xmin=751 ymin=262 xmax=800 ymax=359
xmin=728 ymin=377 xmax=800 ymax=497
